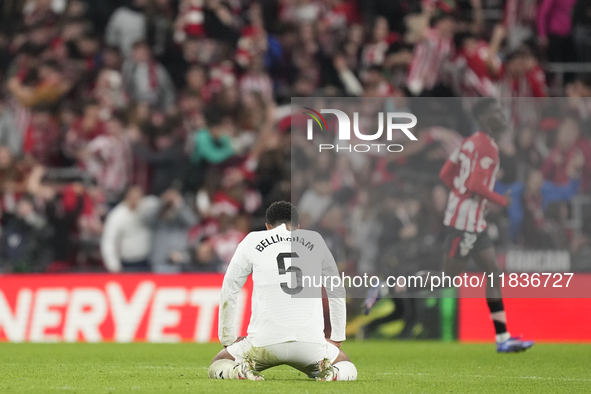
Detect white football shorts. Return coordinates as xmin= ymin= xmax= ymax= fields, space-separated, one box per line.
xmin=226 ymin=337 xmax=340 ymax=377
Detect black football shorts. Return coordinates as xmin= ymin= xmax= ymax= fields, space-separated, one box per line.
xmin=444 ymin=226 xmax=493 ymax=259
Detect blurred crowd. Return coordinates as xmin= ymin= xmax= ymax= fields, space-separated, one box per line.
xmin=293 ymin=96 xmax=591 ymax=279
xmin=0 ymin=0 xmax=590 ymax=274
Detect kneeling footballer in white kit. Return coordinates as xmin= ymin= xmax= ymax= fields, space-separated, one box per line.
xmin=208 ymin=201 xmax=357 ymax=381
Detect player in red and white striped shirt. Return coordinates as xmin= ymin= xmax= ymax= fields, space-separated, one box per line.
xmin=439 ymin=98 xmax=534 ymax=353
xmin=440 ymin=127 xmax=505 ymax=234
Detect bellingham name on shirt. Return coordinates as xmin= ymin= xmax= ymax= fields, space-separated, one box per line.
xmin=255 ymin=234 xmax=315 ymax=252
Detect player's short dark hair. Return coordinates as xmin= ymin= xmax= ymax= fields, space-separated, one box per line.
xmin=471 ymin=98 xmax=498 ymax=120
xmin=266 ymin=201 xmax=298 ymax=227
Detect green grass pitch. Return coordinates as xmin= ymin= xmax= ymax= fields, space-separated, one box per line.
xmin=1 ymin=342 xmax=589 ymax=393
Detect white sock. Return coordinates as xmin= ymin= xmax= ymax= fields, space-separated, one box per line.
xmin=333 ymin=361 xmax=357 ymax=381
xmin=208 ymin=359 xmax=241 ymax=379
xmin=496 ymin=332 xmax=511 ymax=343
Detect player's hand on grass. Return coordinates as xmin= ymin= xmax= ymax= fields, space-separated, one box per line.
xmin=327 ymin=339 xmax=342 ymax=348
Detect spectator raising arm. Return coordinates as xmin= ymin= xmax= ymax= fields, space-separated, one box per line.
xmin=485 ymin=24 xmax=505 ymax=77
xmin=333 ymin=54 xmax=364 ymax=96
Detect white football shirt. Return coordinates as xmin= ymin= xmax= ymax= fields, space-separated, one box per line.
xmin=218 ymin=224 xmax=346 ymax=347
